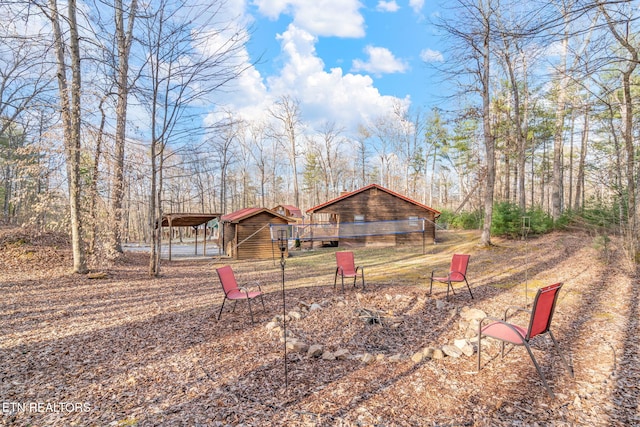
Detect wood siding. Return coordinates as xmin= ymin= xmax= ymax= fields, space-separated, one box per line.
xmin=312 ymin=186 xmax=437 ymax=246
xmin=222 ymin=212 xmax=289 ymax=260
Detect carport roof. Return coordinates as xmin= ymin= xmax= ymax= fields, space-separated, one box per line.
xmin=161 ymin=213 xmax=221 ymax=227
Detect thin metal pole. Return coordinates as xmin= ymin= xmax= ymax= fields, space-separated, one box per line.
xmin=281 ymin=251 xmax=287 ymax=389
xmin=278 ymin=229 xmax=288 ymax=390
xmin=522 ymin=216 xmax=530 ymax=306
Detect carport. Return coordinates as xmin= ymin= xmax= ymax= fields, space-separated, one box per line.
xmin=161 ymin=213 xmax=221 ymax=260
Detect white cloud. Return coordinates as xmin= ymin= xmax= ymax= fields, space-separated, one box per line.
xmin=409 ymin=0 xmax=424 ymax=14
xmin=253 ymin=0 xmax=365 ymax=37
xmin=251 ymin=0 xmax=291 ymax=19
xmin=351 ymin=45 xmax=408 ymax=76
xmin=208 ymin=24 xmax=408 ymax=136
xmin=376 ymin=1 xmax=400 ymax=12
xmin=420 ymin=48 xmax=444 ymax=63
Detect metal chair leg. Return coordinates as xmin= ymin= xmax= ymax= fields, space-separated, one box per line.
xmin=218 ymin=298 xmax=227 ymax=320
xmin=523 ymin=341 xmax=555 ymax=398
xmin=548 ymin=331 xmax=574 ymax=377
xmin=464 ymin=278 xmax=474 ymax=299
xmin=247 ymin=299 xmax=254 ymax=323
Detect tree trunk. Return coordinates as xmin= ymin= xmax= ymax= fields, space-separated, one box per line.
xmin=480 ymin=19 xmax=495 ymax=247
xmin=519 ymin=55 xmax=528 ymax=210
xmin=111 ymin=0 xmax=138 ymax=254
xmin=50 ymin=0 xmax=87 ymax=273
xmin=551 ymin=28 xmax=568 ymax=222
xmin=574 ymin=106 xmax=588 ymax=211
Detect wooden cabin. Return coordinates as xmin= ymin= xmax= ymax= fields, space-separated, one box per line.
xmin=220 ymin=208 xmax=291 ymax=260
xmin=306 ymin=184 xmax=440 ymax=247
xmin=272 ymin=204 xmax=303 ymax=223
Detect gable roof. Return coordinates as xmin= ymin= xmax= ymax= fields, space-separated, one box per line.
xmin=220 ymin=207 xmax=292 ymax=223
xmin=306 ymin=184 xmax=441 ymax=215
xmin=273 ymin=204 xmax=302 ymax=218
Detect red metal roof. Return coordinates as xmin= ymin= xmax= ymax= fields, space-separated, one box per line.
xmin=273 ymin=204 xmax=302 ymax=218
xmin=220 ymin=207 xmax=292 ymax=223
xmin=306 ymin=183 xmax=441 ymax=215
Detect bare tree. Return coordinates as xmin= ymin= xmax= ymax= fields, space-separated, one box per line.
xmin=138 ymin=0 xmax=252 ymax=276
xmin=269 ymin=95 xmax=302 ymax=207
xmin=550 ymin=2 xmax=572 ymax=221
xmin=423 ymin=108 xmax=448 ymax=207
xmin=368 ymin=113 xmax=397 ymax=189
xmin=209 ymin=114 xmax=239 ymax=214
xmin=437 ymin=0 xmax=497 ymax=246
xmin=44 ymin=0 xmax=87 ymax=273
xmin=110 ymin=0 xmax=138 ymax=255
xmin=306 ymin=121 xmax=345 ymax=200
xmin=495 ymin=21 xmax=533 ymax=210
xmin=597 ymin=0 xmax=639 ymax=259
xmin=245 ymin=122 xmax=271 ymax=207
xmin=355 ymin=124 xmax=371 ymax=188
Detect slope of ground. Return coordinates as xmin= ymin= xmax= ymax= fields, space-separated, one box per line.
xmin=0 ymin=228 xmax=638 ymax=426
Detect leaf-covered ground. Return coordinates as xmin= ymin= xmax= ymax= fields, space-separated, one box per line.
xmin=1 ymin=227 xmax=638 ymax=426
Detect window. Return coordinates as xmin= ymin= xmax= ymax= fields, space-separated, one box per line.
xmin=354 ymin=214 xmax=365 ymax=222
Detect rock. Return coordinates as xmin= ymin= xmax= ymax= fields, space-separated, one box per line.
xmin=453 ymin=338 xmax=467 ymax=348
xmin=432 ymin=348 xmax=445 ymax=359
xmin=464 ymin=325 xmax=479 ymax=339
xmin=442 ymin=345 xmax=463 ymax=358
xmin=423 ymin=347 xmax=435 ymax=359
xmin=322 ymin=351 xmax=336 ymax=360
xmin=278 ymin=329 xmax=294 ymax=340
xmin=454 ymin=339 xmax=475 ymax=356
xmin=573 ymin=395 xmax=582 ymax=408
xmin=361 ymin=353 xmax=375 ymax=364
xmin=460 ymin=307 xmax=487 ymax=322
xmin=435 ymin=299 xmax=447 ymax=309
xmin=334 ymin=349 xmax=350 ymax=360
xmin=388 ymin=319 xmax=403 ymax=328
xmin=307 ymin=344 xmax=323 ymax=358
xmin=388 ymin=354 xmax=404 ymax=362
xmin=411 ymin=351 xmax=424 ymax=363
xmin=310 ymin=303 xmax=322 ymax=311
xmin=288 ymin=311 xmax=302 ymax=320
xmin=286 ymin=339 xmax=308 ymax=353
xmin=298 ymin=301 xmax=310 ymax=310
xmin=265 ymin=321 xmax=279 ymax=330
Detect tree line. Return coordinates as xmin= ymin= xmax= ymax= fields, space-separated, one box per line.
xmin=0 ymin=0 xmax=638 ymax=275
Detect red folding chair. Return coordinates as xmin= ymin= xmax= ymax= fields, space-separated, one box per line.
xmin=334 ymin=251 xmax=365 ymax=291
xmin=430 ymin=254 xmax=473 ymax=299
xmin=477 ymin=283 xmax=574 ymax=398
xmin=216 ymin=265 xmax=265 ymax=323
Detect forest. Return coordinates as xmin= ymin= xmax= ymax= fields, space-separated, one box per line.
xmin=0 ymin=0 xmax=639 ymax=275
xmin=2 ymin=2 xmax=640 ymax=425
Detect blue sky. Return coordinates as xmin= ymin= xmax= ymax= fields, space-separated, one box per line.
xmin=210 ymin=0 xmax=448 ymax=137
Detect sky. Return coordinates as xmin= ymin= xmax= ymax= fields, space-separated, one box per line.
xmin=209 ymin=0 xmax=447 ymax=138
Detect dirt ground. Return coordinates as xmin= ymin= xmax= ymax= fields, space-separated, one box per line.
xmin=1 ymin=227 xmax=638 ymax=426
